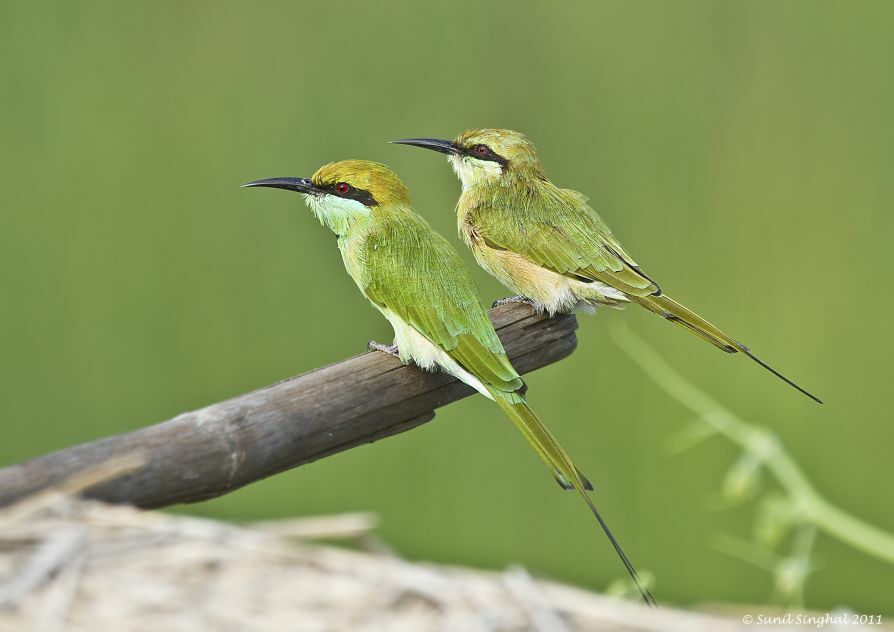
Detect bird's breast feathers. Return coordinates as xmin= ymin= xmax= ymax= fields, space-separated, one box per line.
xmin=460 ymin=209 xmax=628 ymax=314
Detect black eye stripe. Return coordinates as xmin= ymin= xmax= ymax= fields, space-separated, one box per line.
xmin=464 ymin=144 xmax=508 ymax=166
xmin=324 ymin=182 xmax=378 ymax=206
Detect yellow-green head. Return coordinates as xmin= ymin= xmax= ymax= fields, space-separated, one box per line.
xmin=393 ymin=129 xmax=545 ymax=189
xmin=310 ymin=160 xmax=411 ymax=208
xmin=243 ymin=159 xmax=410 ymax=234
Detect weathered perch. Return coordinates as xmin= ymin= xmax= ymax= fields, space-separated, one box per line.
xmin=0 ymin=302 xmax=577 ymax=509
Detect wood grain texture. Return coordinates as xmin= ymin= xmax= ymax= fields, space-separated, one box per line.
xmin=0 ymin=302 xmax=578 ymax=509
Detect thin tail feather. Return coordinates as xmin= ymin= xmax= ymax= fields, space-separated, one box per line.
xmin=738 ymin=346 xmax=823 ymax=404
xmin=634 ymin=294 xmax=822 ymax=404
xmin=491 ymin=394 xmax=656 ymax=607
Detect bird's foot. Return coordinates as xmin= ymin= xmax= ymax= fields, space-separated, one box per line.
xmin=492 ymin=295 xmax=535 ymax=309
xmin=367 ymin=341 xmax=400 ymax=358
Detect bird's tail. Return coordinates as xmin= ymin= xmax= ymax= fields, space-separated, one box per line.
xmin=491 ymin=394 xmax=656 ymax=607
xmin=632 ymin=294 xmax=822 ymax=403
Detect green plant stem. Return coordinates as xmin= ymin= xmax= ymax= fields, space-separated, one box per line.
xmin=611 ymin=323 xmax=894 ymax=565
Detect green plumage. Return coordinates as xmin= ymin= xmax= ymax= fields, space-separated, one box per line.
xmin=245 ymin=159 xmax=655 ymax=606
xmin=360 ymin=210 xmax=525 ymax=399
xmin=398 ymin=129 xmax=820 ymax=403
xmin=464 ymin=179 xmax=659 ymax=297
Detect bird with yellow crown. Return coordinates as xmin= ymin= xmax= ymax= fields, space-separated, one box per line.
xmin=394 ymin=130 xmax=821 ymax=404
xmin=244 ymin=160 xmax=656 ymax=606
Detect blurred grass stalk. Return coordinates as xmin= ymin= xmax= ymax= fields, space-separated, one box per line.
xmin=611 ymin=323 xmax=894 ymax=601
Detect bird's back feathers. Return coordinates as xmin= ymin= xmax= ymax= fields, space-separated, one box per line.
xmin=354 ymin=207 xmax=525 ymax=398
xmin=461 ymin=179 xmax=659 ymax=298
xmin=459 ymin=173 xmax=821 ymax=403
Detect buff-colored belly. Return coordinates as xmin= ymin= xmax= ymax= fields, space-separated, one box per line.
xmin=470 ymin=241 xmax=629 ymax=315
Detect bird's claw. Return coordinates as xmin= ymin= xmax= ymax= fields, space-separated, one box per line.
xmin=492 ymin=295 xmax=535 ymax=309
xmin=367 ymin=341 xmax=400 ymax=358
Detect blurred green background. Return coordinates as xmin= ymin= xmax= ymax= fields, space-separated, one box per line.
xmin=2 ymin=0 xmax=892 ymax=613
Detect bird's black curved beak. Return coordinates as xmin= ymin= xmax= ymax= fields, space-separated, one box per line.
xmin=241 ymin=177 xmax=319 ymax=194
xmin=391 ymin=138 xmax=460 ymax=156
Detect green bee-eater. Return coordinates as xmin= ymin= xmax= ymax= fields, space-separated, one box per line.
xmin=394 ymin=130 xmax=821 ymax=403
xmin=243 ymin=159 xmax=655 ymax=605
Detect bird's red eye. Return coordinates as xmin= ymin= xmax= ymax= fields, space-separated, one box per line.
xmin=335 ymin=182 xmax=351 ymax=194
xmin=474 ymin=144 xmax=489 ymax=156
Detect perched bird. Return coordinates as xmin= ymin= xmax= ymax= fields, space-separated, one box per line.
xmin=394 ymin=130 xmax=822 ymax=403
xmin=243 ymin=160 xmax=655 ymax=606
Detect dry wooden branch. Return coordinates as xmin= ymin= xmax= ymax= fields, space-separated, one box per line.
xmin=0 ymin=302 xmax=577 ymax=510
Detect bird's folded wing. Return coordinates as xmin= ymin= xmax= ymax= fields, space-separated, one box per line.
xmin=472 ymin=187 xmax=660 ymax=297
xmin=362 ymin=215 xmax=524 ymax=396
